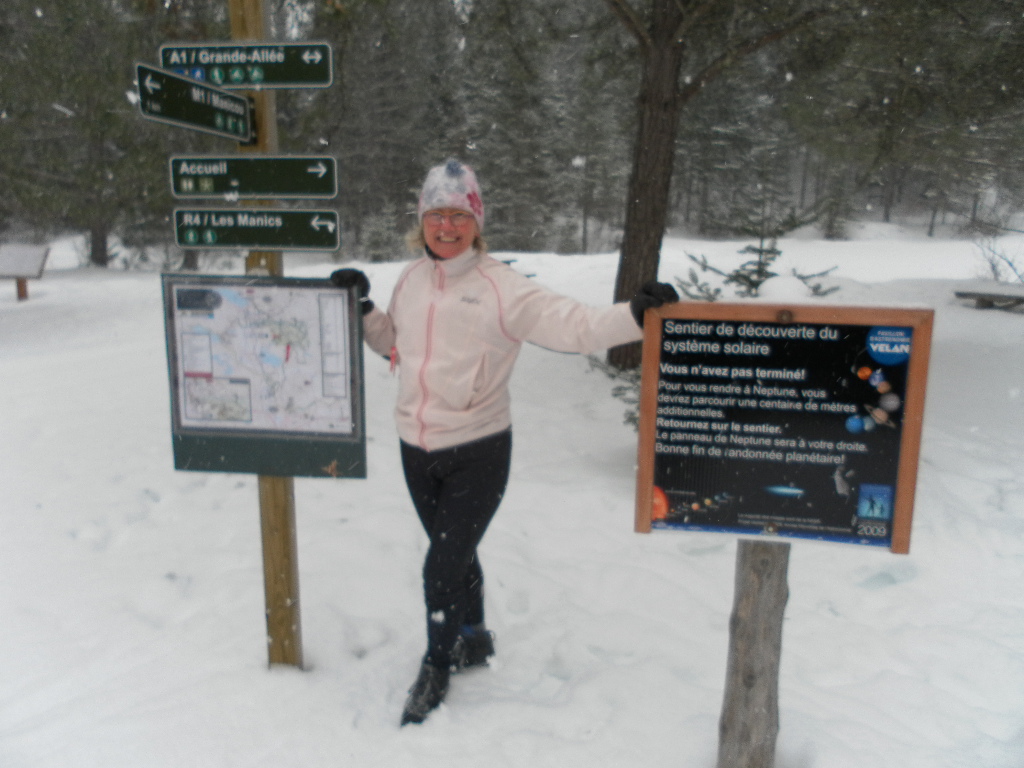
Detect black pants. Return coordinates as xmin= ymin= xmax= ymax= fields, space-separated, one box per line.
xmin=400 ymin=430 xmax=512 ymax=669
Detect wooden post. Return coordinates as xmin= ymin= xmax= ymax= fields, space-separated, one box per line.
xmin=717 ymin=540 xmax=790 ymax=768
xmin=258 ymin=475 xmax=302 ymax=666
xmin=16 ymin=278 xmax=28 ymax=301
xmin=228 ymin=0 xmax=303 ymax=669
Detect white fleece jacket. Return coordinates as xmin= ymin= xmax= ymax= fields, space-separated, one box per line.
xmin=363 ymin=248 xmax=643 ymax=452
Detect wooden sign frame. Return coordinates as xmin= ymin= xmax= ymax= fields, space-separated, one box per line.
xmin=635 ymin=303 xmax=933 ymax=554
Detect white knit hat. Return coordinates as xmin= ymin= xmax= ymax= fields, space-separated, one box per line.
xmin=417 ymin=159 xmax=484 ymax=230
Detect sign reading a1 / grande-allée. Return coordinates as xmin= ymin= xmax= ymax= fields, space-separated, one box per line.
xmin=136 ymin=63 xmax=251 ymax=141
xmin=635 ymin=303 xmax=933 ymax=554
xmin=173 ymin=208 xmax=339 ymax=250
xmin=169 ymin=155 xmax=337 ymax=199
xmin=161 ymin=274 xmax=365 ymax=478
xmin=160 ymin=42 xmax=332 ymax=89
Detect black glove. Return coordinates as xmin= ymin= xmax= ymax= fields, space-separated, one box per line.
xmin=629 ymin=281 xmax=679 ymax=327
xmin=330 ymin=268 xmax=374 ymax=315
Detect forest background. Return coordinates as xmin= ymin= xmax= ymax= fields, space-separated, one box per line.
xmin=1 ymin=0 xmax=1023 ymax=277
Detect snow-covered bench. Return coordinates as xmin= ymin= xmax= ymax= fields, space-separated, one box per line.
xmin=0 ymin=244 xmax=50 ymax=301
xmin=954 ymin=290 xmax=1024 ymax=311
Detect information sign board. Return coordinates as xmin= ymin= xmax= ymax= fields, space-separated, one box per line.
xmin=0 ymin=244 xmax=49 ymax=278
xmin=169 ymin=155 xmax=337 ymax=199
xmin=161 ymin=274 xmax=365 ymax=477
xmin=635 ymin=303 xmax=933 ymax=553
xmin=160 ymin=42 xmax=333 ymax=89
xmin=173 ymin=208 xmax=339 ymax=250
xmin=136 ymin=63 xmax=251 ymax=141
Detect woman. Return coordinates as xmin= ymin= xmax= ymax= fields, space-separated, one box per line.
xmin=331 ymin=159 xmax=677 ymax=726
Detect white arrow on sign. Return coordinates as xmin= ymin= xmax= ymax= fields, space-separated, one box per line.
xmin=302 ymin=49 xmax=323 ymax=65
xmin=310 ymin=215 xmax=336 ymax=233
xmin=144 ymin=74 xmax=162 ymax=95
xmin=306 ymin=162 xmax=328 ymax=178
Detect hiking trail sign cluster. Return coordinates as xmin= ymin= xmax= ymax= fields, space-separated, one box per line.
xmin=135 ymin=43 xmax=340 ymax=251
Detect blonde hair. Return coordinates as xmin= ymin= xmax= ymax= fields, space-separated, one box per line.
xmin=405 ymin=224 xmax=487 ymax=254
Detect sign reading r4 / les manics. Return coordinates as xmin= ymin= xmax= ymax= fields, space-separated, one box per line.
xmin=174 ymin=208 xmax=339 ymax=251
xmin=635 ymin=303 xmax=933 ymax=554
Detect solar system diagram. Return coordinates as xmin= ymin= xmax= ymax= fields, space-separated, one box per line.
xmin=636 ymin=305 xmax=933 ymax=552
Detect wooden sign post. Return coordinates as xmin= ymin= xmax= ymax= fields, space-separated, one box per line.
xmin=634 ymin=301 xmax=934 ymax=766
xmin=229 ymin=0 xmax=296 ymax=668
xmin=142 ymin=0 xmax=343 ymax=670
xmin=718 ymin=539 xmax=789 ymax=768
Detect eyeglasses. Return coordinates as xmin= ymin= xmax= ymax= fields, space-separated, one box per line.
xmin=424 ymin=211 xmax=474 ymax=227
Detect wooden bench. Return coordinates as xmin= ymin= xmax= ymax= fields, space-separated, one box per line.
xmin=0 ymin=244 xmax=50 ymax=301
xmin=954 ymin=290 xmax=1024 ymax=311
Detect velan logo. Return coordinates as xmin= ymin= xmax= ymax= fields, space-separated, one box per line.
xmin=867 ymin=327 xmax=912 ymax=366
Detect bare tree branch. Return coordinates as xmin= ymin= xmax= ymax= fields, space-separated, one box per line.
xmin=603 ymin=0 xmax=652 ymax=52
xmin=677 ymin=7 xmax=832 ymax=104
xmin=673 ymin=0 xmax=720 ymax=42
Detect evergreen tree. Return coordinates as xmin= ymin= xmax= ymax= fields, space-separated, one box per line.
xmin=0 ymin=0 xmax=226 ymax=263
xmin=600 ymin=0 xmax=839 ymax=368
xmin=781 ymin=1 xmax=1024 ymax=233
xmin=293 ymin=0 xmax=464 ymax=258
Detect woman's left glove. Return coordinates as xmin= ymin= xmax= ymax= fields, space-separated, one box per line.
xmin=330 ymin=268 xmax=374 ymax=315
xmin=630 ymin=281 xmax=679 ymax=327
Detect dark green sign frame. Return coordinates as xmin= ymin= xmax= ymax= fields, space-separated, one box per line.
xmin=173 ymin=208 xmax=340 ymax=250
xmin=161 ymin=274 xmax=365 ymax=478
xmin=136 ymin=63 xmax=251 ymax=141
xmin=160 ymin=42 xmax=333 ymax=89
xmin=169 ymin=155 xmax=337 ymax=199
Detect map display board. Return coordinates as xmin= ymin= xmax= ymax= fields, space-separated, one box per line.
xmin=635 ymin=303 xmax=933 ymax=553
xmin=161 ymin=274 xmax=365 ymax=478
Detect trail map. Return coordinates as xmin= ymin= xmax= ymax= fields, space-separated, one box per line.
xmin=170 ymin=282 xmax=353 ymax=435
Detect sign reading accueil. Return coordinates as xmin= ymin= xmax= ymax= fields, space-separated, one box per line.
xmin=169 ymin=155 xmax=337 ymax=199
xmin=136 ymin=64 xmax=251 ymax=141
xmin=635 ymin=304 xmax=933 ymax=554
xmin=161 ymin=274 xmax=365 ymax=478
xmin=174 ymin=208 xmax=339 ymax=250
xmin=160 ymin=42 xmax=333 ymax=89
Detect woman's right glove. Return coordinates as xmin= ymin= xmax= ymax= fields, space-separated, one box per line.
xmin=330 ymin=268 xmax=374 ymax=315
xmin=630 ymin=281 xmax=679 ymax=327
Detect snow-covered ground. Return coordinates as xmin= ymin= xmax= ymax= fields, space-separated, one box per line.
xmin=2 ymin=228 xmax=1022 ymax=767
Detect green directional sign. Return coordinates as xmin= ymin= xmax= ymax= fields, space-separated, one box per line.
xmin=136 ymin=63 xmax=251 ymax=141
xmin=160 ymin=42 xmax=333 ymax=89
xmin=169 ymin=155 xmax=337 ymax=199
xmin=174 ymin=209 xmax=340 ymax=251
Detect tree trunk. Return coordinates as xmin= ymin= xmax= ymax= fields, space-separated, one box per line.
xmin=717 ymin=539 xmax=790 ymax=768
xmin=607 ymin=1 xmax=685 ymax=370
xmin=89 ymin=222 xmax=109 ymax=267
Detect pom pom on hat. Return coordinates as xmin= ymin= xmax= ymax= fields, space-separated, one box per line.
xmin=418 ymin=159 xmax=484 ymax=230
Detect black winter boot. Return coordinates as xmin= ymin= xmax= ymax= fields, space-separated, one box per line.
xmin=400 ymin=662 xmax=450 ymax=726
xmin=451 ymin=627 xmax=495 ymax=671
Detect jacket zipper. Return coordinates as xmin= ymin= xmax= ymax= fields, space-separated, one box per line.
xmin=415 ymin=264 xmax=445 ymax=449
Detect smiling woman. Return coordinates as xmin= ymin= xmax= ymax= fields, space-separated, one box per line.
xmin=421 ymin=207 xmax=478 ymax=260
xmin=328 ymin=158 xmax=678 ymax=727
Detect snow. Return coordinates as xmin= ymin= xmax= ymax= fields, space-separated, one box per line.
xmin=2 ymin=230 xmax=1023 ymax=767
